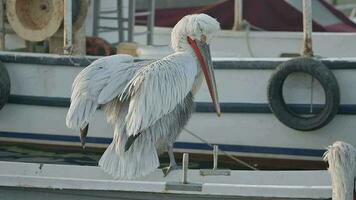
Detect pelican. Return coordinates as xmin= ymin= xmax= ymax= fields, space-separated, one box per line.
xmin=324 ymin=141 xmax=356 ymax=200
xmin=66 ymin=14 xmax=221 ymax=179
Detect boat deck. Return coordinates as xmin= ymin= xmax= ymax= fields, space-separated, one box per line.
xmin=0 ymin=161 xmax=331 ymax=200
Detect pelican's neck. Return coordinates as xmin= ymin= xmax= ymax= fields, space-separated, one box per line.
xmin=168 ymin=50 xmax=203 ymax=96
xmin=178 ymin=49 xmax=203 ymax=96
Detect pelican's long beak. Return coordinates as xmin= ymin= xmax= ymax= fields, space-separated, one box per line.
xmin=187 ymin=36 xmax=221 ymax=116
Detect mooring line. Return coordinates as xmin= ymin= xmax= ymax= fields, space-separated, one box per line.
xmin=183 ymin=128 xmax=259 ymax=170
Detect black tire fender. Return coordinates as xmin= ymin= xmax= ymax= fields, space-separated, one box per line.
xmin=0 ymin=61 xmax=10 ymax=110
xmin=267 ymin=57 xmax=340 ymax=131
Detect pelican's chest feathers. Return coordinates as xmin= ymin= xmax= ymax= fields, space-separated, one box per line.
xmin=162 ymin=52 xmax=202 ymax=94
xmin=134 ymin=52 xmax=198 ymax=91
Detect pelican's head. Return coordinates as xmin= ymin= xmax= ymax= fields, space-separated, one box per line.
xmin=172 ymin=14 xmax=221 ymax=116
xmin=171 ymin=14 xmax=220 ymax=52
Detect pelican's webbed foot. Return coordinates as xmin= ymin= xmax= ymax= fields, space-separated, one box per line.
xmin=162 ymin=144 xmax=180 ymax=177
xmin=162 ymin=164 xmax=181 ymax=177
xmin=80 ymin=124 xmax=89 ymax=149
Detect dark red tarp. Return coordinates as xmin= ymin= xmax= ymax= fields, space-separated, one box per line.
xmin=137 ymin=0 xmax=356 ymax=32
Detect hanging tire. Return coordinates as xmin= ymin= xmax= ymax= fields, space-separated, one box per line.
xmin=0 ymin=61 xmax=10 ymax=110
xmin=267 ymin=57 xmax=340 ymax=131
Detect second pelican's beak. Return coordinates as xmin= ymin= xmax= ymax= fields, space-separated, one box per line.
xmin=187 ymin=36 xmax=221 ymax=116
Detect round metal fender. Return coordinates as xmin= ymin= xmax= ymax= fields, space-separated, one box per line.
xmin=267 ymin=57 xmax=340 ymax=131
xmin=6 ymin=0 xmax=90 ymax=42
xmin=0 ymin=61 xmax=10 ymax=110
xmin=6 ymin=0 xmax=64 ymax=42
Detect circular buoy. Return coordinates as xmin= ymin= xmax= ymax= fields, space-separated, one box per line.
xmin=0 ymin=61 xmax=10 ymax=110
xmin=6 ymin=0 xmax=90 ymax=42
xmin=267 ymin=57 xmax=340 ymax=131
xmin=6 ymin=0 xmax=64 ymax=41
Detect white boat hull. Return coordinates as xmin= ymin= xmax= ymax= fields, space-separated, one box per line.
xmin=1 ymin=52 xmax=356 ymax=163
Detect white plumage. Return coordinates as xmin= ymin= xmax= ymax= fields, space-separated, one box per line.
xmin=122 ymin=53 xmax=197 ymax=137
xmin=324 ymin=141 xmax=356 ymax=200
xmin=66 ymin=14 xmax=220 ymax=179
xmin=66 ymin=54 xmax=135 ymax=129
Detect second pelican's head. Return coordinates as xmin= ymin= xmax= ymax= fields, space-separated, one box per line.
xmin=171 ymin=14 xmax=221 ymax=116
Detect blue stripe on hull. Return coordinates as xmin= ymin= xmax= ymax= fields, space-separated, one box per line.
xmin=7 ymin=95 xmax=356 ymax=114
xmin=1 ymin=52 xmax=355 ymax=69
xmin=0 ymin=131 xmax=325 ymax=157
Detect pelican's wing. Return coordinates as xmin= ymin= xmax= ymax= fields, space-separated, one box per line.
xmin=122 ymin=53 xmax=197 ymax=136
xmin=66 ymin=54 xmax=136 ymax=129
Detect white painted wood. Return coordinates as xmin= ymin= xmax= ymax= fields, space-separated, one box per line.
xmin=2 ymin=103 xmax=356 ymax=160
xmin=5 ymin=58 xmax=356 ymax=104
xmin=0 ymin=161 xmax=332 ymax=199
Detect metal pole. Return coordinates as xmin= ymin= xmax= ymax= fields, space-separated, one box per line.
xmin=147 ymin=0 xmax=155 ymax=45
xmin=213 ymin=145 xmax=218 ymax=170
xmin=303 ymin=0 xmax=315 ymax=113
xmin=128 ymin=0 xmax=135 ymax=42
xmin=64 ymin=0 xmax=73 ymax=54
xmin=92 ymin=0 xmax=100 ymax=37
xmin=0 ymin=0 xmax=5 ymax=50
xmin=117 ymin=0 xmax=124 ymax=43
xmin=182 ymin=153 xmax=189 ymax=184
xmin=302 ymin=0 xmax=313 ymax=57
xmin=232 ymin=0 xmax=243 ymax=31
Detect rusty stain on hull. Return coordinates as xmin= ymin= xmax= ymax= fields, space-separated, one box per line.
xmin=303 ymin=36 xmax=314 ymax=57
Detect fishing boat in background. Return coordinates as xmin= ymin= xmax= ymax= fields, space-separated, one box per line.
xmin=0 ymin=0 xmax=356 ymax=169
xmin=1 ymin=51 xmax=356 ymax=169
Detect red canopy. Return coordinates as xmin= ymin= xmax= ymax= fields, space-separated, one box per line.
xmin=137 ymin=0 xmax=356 ymax=32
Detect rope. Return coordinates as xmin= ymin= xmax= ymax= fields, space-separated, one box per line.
xmin=310 ymin=75 xmax=314 ymax=113
xmin=244 ymin=21 xmax=255 ymax=58
xmin=67 ymin=45 xmax=93 ymax=67
xmin=240 ymin=20 xmax=264 ymax=58
xmin=183 ymin=128 xmax=259 ymax=170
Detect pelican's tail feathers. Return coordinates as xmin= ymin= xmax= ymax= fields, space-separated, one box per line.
xmin=99 ymin=136 xmax=159 ymax=180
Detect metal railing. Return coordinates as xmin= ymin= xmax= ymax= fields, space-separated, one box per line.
xmin=92 ymin=0 xmax=155 ymax=45
xmin=336 ymin=3 xmax=356 ymax=19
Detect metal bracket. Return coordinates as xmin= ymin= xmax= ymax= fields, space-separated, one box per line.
xmin=165 ymin=153 xmax=203 ymax=192
xmin=200 ymin=145 xmax=231 ymax=176
xmin=165 ymin=182 xmax=202 ymax=192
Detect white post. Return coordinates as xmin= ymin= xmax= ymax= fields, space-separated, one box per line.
xmin=302 ymin=0 xmax=313 ymax=56
xmin=182 ymin=153 xmax=189 ymax=184
xmin=64 ymin=0 xmax=73 ymax=54
xmin=213 ymin=145 xmax=218 ymax=170
xmin=147 ymin=0 xmax=155 ymax=45
xmin=232 ymin=0 xmax=243 ymax=31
